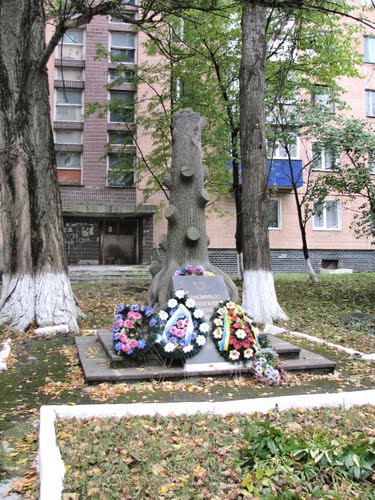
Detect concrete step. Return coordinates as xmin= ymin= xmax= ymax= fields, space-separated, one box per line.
xmin=76 ymin=332 xmax=336 ymax=383
xmin=69 ymin=265 xmax=151 ymax=283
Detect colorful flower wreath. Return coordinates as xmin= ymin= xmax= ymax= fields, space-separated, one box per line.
xmin=210 ymin=301 xmax=260 ymax=363
xmin=112 ymin=304 xmax=159 ymax=358
xmin=155 ymin=290 xmax=209 ymax=360
xmin=173 ymin=264 xmax=215 ymax=277
xmin=252 ymin=348 xmax=287 ymax=386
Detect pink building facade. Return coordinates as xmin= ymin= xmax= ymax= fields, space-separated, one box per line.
xmin=44 ymin=0 xmax=374 ymax=274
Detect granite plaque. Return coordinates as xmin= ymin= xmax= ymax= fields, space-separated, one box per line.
xmin=172 ymin=275 xmax=231 ymax=366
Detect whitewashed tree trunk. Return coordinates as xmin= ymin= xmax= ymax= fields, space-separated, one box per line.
xmin=0 ymin=0 xmax=79 ymax=333
xmin=305 ymin=257 xmax=319 ymax=284
xmin=239 ymin=3 xmax=287 ymax=323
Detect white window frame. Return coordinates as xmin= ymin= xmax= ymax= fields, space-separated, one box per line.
xmin=106 ymin=152 xmax=135 ymax=188
xmin=268 ymin=136 xmax=300 ymax=160
xmin=268 ymin=198 xmax=281 ymax=230
xmin=363 ymin=0 xmax=375 ymax=8
xmin=364 ymin=36 xmax=375 ymax=63
xmin=108 ymin=130 xmax=135 ymax=146
xmin=108 ymin=67 xmax=134 ymax=85
xmin=312 ymin=144 xmax=337 ymax=171
xmin=313 ymin=200 xmax=341 ymax=230
xmin=313 ymin=90 xmax=335 ymax=113
xmin=108 ymin=90 xmax=135 ymax=123
xmin=54 ymin=67 xmax=84 ymax=82
xmin=54 ymin=129 xmax=82 ymax=144
xmin=365 ymin=89 xmax=375 ymax=116
xmin=109 ymin=31 xmax=137 ymax=65
xmin=369 ymin=153 xmax=375 ymax=174
xmin=56 ymin=151 xmax=82 ymax=170
xmin=55 ymin=29 xmax=85 ymax=61
xmin=55 ymin=89 xmax=83 ymax=122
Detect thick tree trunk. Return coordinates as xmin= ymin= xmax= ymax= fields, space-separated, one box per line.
xmin=147 ymin=108 xmax=238 ymax=308
xmin=240 ymin=3 xmax=287 ymax=323
xmin=0 ymin=0 xmax=78 ymax=332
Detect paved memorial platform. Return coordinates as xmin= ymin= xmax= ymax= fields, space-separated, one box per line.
xmin=76 ymin=332 xmax=336 ymax=383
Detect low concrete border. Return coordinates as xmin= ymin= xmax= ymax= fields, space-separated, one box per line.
xmin=39 ymin=389 xmax=375 ymax=500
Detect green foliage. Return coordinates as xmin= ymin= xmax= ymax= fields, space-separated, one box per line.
xmin=240 ymin=416 xmax=375 ymax=497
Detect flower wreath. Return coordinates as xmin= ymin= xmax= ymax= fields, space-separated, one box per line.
xmin=173 ymin=264 xmax=215 ymax=277
xmin=210 ymin=301 xmax=260 ymax=363
xmin=155 ymin=290 xmax=209 ymax=360
xmin=252 ymin=348 xmax=287 ymax=386
xmin=112 ymin=304 xmax=159 ymax=358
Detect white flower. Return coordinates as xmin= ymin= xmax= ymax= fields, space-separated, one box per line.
xmin=244 ymin=348 xmax=253 ymax=359
xmin=199 ymin=322 xmax=209 ymax=333
xmin=229 ymin=350 xmax=240 ymax=361
xmin=217 ymin=308 xmax=225 ymax=315
xmin=183 ymin=345 xmax=194 ymax=353
xmin=159 ymin=310 xmax=168 ymax=321
xmin=193 ymin=309 xmax=204 ymax=319
xmin=155 ymin=334 xmax=162 ymax=343
xmin=168 ymin=298 xmax=178 ymax=308
xmin=213 ymin=328 xmax=223 ymax=339
xmin=214 ymin=318 xmax=223 ymax=326
xmin=196 ymin=335 xmax=206 ymax=346
xmin=175 ymin=289 xmax=185 ymax=299
xmin=186 ymin=298 xmax=196 ymax=308
xmin=235 ymin=328 xmax=246 ymax=339
xmin=165 ymin=342 xmax=176 ymax=352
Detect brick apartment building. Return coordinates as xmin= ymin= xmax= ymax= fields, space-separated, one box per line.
xmin=42 ymin=0 xmax=374 ymax=274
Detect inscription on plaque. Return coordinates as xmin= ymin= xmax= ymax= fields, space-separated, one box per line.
xmin=172 ymin=275 xmax=230 ymax=365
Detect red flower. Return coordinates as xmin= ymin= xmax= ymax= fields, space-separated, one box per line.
xmin=234 ymin=341 xmax=242 ymax=350
xmin=229 ymin=337 xmax=236 ymax=345
xmin=242 ymin=340 xmax=251 ymax=348
xmin=245 ymin=327 xmax=250 ymax=333
xmin=232 ymin=316 xmax=238 ymax=321
xmin=233 ymin=323 xmax=242 ymax=329
xmin=230 ymin=328 xmax=234 ymax=334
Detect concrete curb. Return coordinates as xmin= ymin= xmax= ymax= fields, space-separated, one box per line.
xmin=39 ymin=389 xmax=375 ymax=500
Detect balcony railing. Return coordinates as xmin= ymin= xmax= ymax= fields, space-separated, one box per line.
xmin=267 ymin=159 xmax=303 ymax=189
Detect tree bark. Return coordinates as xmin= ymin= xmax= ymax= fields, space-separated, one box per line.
xmin=240 ymin=3 xmax=287 ymax=323
xmin=0 ymin=0 xmax=78 ymax=333
xmin=147 ymin=108 xmax=238 ymax=308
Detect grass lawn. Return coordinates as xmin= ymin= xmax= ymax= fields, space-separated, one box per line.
xmin=0 ymin=273 xmax=374 ymax=497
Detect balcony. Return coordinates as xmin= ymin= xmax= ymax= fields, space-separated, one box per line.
xmin=267 ymin=159 xmax=303 ymax=189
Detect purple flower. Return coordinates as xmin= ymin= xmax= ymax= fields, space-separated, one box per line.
xmin=112 ymin=326 xmax=120 ymax=334
xmin=126 ymin=349 xmax=134 ymax=355
xmin=179 ymin=339 xmax=189 ymax=347
xmin=137 ymin=339 xmax=146 ymax=349
xmin=169 ymin=336 xmax=178 ymax=344
xmin=144 ymin=307 xmax=154 ymax=318
xmin=117 ymin=304 xmax=126 ymax=313
xmin=115 ymin=342 xmax=122 ymax=351
xmin=149 ymin=317 xmax=157 ymax=328
xmin=193 ymin=320 xmax=199 ymax=329
xmin=130 ymin=304 xmax=140 ymax=312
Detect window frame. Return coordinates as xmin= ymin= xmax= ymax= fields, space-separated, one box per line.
xmin=109 ymin=31 xmax=137 ymax=65
xmin=54 ymin=129 xmax=82 ymax=145
xmin=56 ymin=151 xmax=82 ymax=170
xmin=108 ymin=90 xmax=135 ymax=123
xmin=55 ymin=89 xmax=83 ymax=122
xmin=312 ymin=89 xmax=335 ymax=113
xmin=312 ymin=143 xmax=337 ymax=171
xmin=108 ymin=130 xmax=135 ymax=146
xmin=268 ymin=197 xmax=282 ymax=230
xmin=267 ymin=136 xmax=300 ymax=160
xmin=313 ymin=200 xmax=341 ymax=231
xmin=56 ymin=29 xmax=85 ymax=61
xmin=364 ymin=35 xmax=375 ymax=63
xmin=365 ymin=89 xmax=375 ymax=117
xmin=107 ymin=152 xmax=135 ymax=188
xmin=54 ymin=67 xmax=84 ymax=81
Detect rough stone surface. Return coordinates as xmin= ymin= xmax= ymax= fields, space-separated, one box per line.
xmin=263 ymin=324 xmax=288 ymax=335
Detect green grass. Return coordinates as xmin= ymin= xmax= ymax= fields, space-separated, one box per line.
xmin=57 ymin=405 xmax=375 ymax=499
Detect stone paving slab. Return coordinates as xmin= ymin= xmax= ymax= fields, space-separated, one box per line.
xmin=76 ymin=333 xmax=336 ymax=383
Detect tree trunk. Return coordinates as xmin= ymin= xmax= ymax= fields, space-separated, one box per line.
xmin=240 ymin=3 xmax=287 ymax=323
xmin=147 ymin=108 xmax=238 ymax=308
xmin=0 ymin=0 xmax=79 ymax=333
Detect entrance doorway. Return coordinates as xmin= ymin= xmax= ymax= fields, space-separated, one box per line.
xmin=100 ymin=219 xmax=138 ymax=265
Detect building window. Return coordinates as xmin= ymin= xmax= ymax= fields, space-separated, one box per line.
xmin=312 ymin=144 xmax=337 ymax=171
xmin=109 ymin=91 xmax=135 ymax=123
xmin=108 ymin=131 xmax=134 ymax=145
xmin=365 ymin=90 xmax=375 ymax=116
xmin=121 ymin=0 xmax=136 ymax=4
xmin=313 ymin=200 xmax=340 ymax=230
xmin=108 ymin=68 xmax=134 ymax=84
xmin=56 ymin=152 xmax=81 ymax=170
xmin=55 ymin=67 xmax=84 ymax=81
xmin=110 ymin=12 xmax=136 ymax=22
xmin=268 ymin=198 xmax=281 ymax=229
xmin=110 ymin=32 xmax=136 ymax=64
xmin=107 ymin=152 xmax=135 ymax=187
xmin=363 ymin=0 xmax=375 ymax=8
xmin=54 ymin=130 xmax=82 ymax=144
xmin=55 ymin=89 xmax=82 ymax=121
xmin=313 ymin=89 xmax=335 ymax=113
xmin=364 ymin=36 xmax=375 ymax=63
xmin=369 ymin=153 xmax=375 ymax=174
xmin=57 ymin=29 xmax=84 ymax=60
xmin=267 ymin=137 xmax=299 ymax=159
